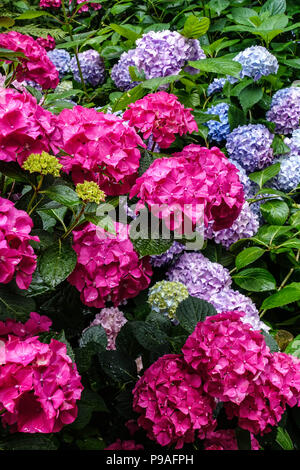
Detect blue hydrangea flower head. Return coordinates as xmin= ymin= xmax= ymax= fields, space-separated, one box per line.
xmin=70 ymin=49 xmax=105 ymax=86
xmin=233 ymin=45 xmax=278 ymax=81
xmin=205 ymin=102 xmax=230 ymax=142
xmin=111 ymin=49 xmax=139 ymax=91
xmin=47 ymin=48 xmax=71 ymax=78
xmin=269 ymin=153 xmax=300 ymax=192
xmin=228 ymin=158 xmax=253 ymax=197
xmin=284 ymin=129 xmax=300 ymax=156
xmin=226 ymin=123 xmax=274 ymax=173
xmin=266 ymin=87 xmax=300 ymax=135
xmin=207 ymin=78 xmax=227 ymax=96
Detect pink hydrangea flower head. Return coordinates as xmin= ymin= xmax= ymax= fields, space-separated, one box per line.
xmin=0 ymin=31 xmax=59 ymax=89
xmin=72 ymin=0 xmax=102 ymax=13
xmin=0 ymin=336 xmax=83 ymax=433
xmin=68 ymin=222 xmax=152 ymax=308
xmin=0 ymin=313 xmax=52 ymax=340
xmin=0 ymin=197 xmax=39 ymax=289
xmin=130 ymin=144 xmax=244 ymax=233
xmin=105 ymin=439 xmax=144 ymax=450
xmin=123 ymin=91 xmax=198 ymax=148
xmin=132 ymin=354 xmax=216 ymax=448
xmin=57 ymin=106 xmax=145 ymax=195
xmin=203 ymin=429 xmax=260 ymax=450
xmin=36 ymin=35 xmax=56 ymax=51
xmin=82 ymin=307 xmax=127 ymax=350
xmin=40 ymin=0 xmax=61 ymax=6
xmin=0 ymin=87 xmax=61 ymax=165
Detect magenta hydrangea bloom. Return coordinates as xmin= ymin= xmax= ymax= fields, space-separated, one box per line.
xmin=105 ymin=439 xmax=144 ymax=450
xmin=68 ymin=222 xmax=152 ymax=308
xmin=204 ymin=429 xmax=260 ymax=450
xmin=132 ymin=354 xmax=216 ymax=448
xmin=0 ymin=88 xmax=61 ymax=165
xmin=57 ymin=106 xmax=145 ymax=195
xmin=130 ymin=144 xmax=244 ymax=233
xmin=0 ymin=335 xmax=83 ymax=433
xmin=0 ymin=31 xmax=59 ymax=89
xmin=0 ymin=197 xmax=39 ymax=290
xmin=40 ymin=0 xmax=61 ymax=6
xmin=0 ymin=313 xmax=52 ymax=340
xmin=82 ymin=307 xmax=127 ymax=350
xmin=36 ymin=35 xmax=56 ymax=51
xmin=123 ymin=92 xmax=198 ymax=148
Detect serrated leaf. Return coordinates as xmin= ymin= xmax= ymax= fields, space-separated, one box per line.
xmin=79 ymin=325 xmax=107 ymax=350
xmin=130 ymin=321 xmax=169 ymax=351
xmin=98 ymin=350 xmax=137 ymax=383
xmin=261 ymin=282 xmax=300 ymax=310
xmin=233 ymin=268 xmax=276 ymax=292
xmin=109 ymin=23 xmax=141 ymax=41
xmin=44 ymin=185 xmax=81 ymax=208
xmin=228 ymin=105 xmax=247 ymax=131
xmin=261 ymin=0 xmax=286 ymax=16
xmin=239 ymin=85 xmax=263 ymax=112
xmin=253 ymin=225 xmax=293 ymax=245
xmin=176 ymin=296 xmax=217 ymax=333
xmin=39 ymin=242 xmax=77 ymax=288
xmin=181 ymin=15 xmax=210 ymax=39
xmin=249 ymin=163 xmax=281 ymax=188
xmin=260 ymin=200 xmax=289 ymax=225
xmin=112 ymin=84 xmax=145 ymax=112
xmin=0 ymin=289 xmax=36 ymax=321
xmin=271 ymin=135 xmax=290 ymax=156
xmin=235 ymin=247 xmax=265 ymax=270
xmin=188 ymin=57 xmax=242 ymax=77
xmin=285 ymin=335 xmax=300 ymax=358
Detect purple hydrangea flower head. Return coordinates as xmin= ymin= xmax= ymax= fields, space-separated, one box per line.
xmin=207 ymin=78 xmax=227 ymax=96
xmin=166 ymin=252 xmax=232 ymax=299
xmin=266 ymin=87 xmax=300 ymax=134
xmin=81 ymin=307 xmax=127 ymax=350
xmin=233 ymin=45 xmax=278 ymax=81
xmin=268 ymin=154 xmax=300 ymax=192
xmin=205 ymin=102 xmax=230 ymax=142
xmin=111 ymin=49 xmax=139 ymax=91
xmin=208 ymin=288 xmax=269 ymax=332
xmin=228 ymin=158 xmax=253 ymax=197
xmin=151 ymin=241 xmax=185 ymax=268
xmin=226 ymin=123 xmax=274 ymax=173
xmin=284 ymin=129 xmax=300 ymax=156
xmin=47 ymin=48 xmax=71 ymax=78
xmin=205 ymin=202 xmax=259 ymax=249
xmin=70 ymin=49 xmax=105 ymax=86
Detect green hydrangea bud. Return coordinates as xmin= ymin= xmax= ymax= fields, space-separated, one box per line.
xmin=23 ymin=152 xmax=62 ymax=177
xmin=56 ymin=80 xmax=73 ymax=93
xmin=76 ymin=181 xmax=106 ymax=204
xmin=148 ymin=280 xmax=189 ymax=320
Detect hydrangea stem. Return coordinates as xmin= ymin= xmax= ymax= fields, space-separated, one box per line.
xmin=27 ymin=175 xmax=44 ymax=215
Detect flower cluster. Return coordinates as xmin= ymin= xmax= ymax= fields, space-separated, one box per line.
xmin=23 ymin=152 xmax=62 ymax=177
xmin=36 ymin=35 xmax=56 ymax=51
xmin=207 ymin=78 xmax=226 ymax=96
xmin=69 ymin=49 xmax=105 ymax=86
xmin=266 ymin=87 xmax=300 ymax=135
xmin=0 ymin=334 xmax=83 ymax=433
xmin=132 ymin=354 xmax=217 ymax=448
xmin=75 ymin=181 xmax=106 ymax=204
xmin=105 ymin=440 xmax=144 ymax=450
xmin=182 ymin=311 xmax=300 ymax=435
xmin=204 ymin=102 xmax=230 ymax=142
xmin=284 ymin=129 xmax=300 ymax=156
xmin=57 ymin=106 xmax=145 ymax=195
xmin=123 ymin=92 xmax=198 ymax=148
xmin=0 ymin=197 xmax=39 ymax=290
xmin=205 ymin=202 xmax=259 ymax=249
xmin=111 ymin=30 xmax=205 ymax=90
xmin=40 ymin=0 xmax=101 ymax=10
xmin=0 ymin=88 xmax=61 ymax=166
xmin=269 ymin=154 xmax=300 ymax=192
xmin=68 ymin=222 xmax=152 ymax=308
xmin=233 ymin=46 xmax=278 ymax=81
xmin=73 ymin=0 xmax=102 ymax=13
xmin=0 ymin=312 xmax=52 ymax=340
xmin=47 ymin=49 xmax=71 ymax=78
xmin=148 ymin=281 xmax=189 ymax=320
xmin=226 ymin=124 xmax=274 ymax=173
xmin=203 ymin=429 xmax=259 ymax=450
xmin=130 ymin=144 xmax=245 ymax=233
xmin=228 ymin=159 xmax=253 ymax=197
xmin=82 ymin=307 xmax=127 ymax=350
xmin=40 ymin=0 xmax=61 ymax=6
xmin=0 ymin=31 xmax=59 ymax=89
xmin=151 ymin=241 xmax=185 ymax=268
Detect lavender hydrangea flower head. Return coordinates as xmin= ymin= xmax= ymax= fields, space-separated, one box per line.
xmin=81 ymin=307 xmax=127 ymax=350
xmin=207 ymin=78 xmax=227 ymax=96
xmin=111 ymin=49 xmax=139 ymax=91
xmin=166 ymin=252 xmax=232 ymax=299
xmin=47 ymin=48 xmax=71 ymax=78
xmin=284 ymin=129 xmax=300 ymax=156
xmin=151 ymin=241 xmax=185 ymax=268
xmin=226 ymin=123 xmax=274 ymax=173
xmin=205 ymin=102 xmax=230 ymax=142
xmin=228 ymin=158 xmax=253 ymax=197
xmin=208 ymin=289 xmax=269 ymax=332
xmin=233 ymin=45 xmax=278 ymax=81
xmin=70 ymin=49 xmax=105 ymax=86
xmin=268 ymin=154 xmax=300 ymax=192
xmin=266 ymin=87 xmax=300 ymax=134
xmin=205 ymin=202 xmax=259 ymax=249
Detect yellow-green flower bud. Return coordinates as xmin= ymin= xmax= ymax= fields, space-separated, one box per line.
xmin=148 ymin=280 xmax=189 ymax=320
xmin=76 ymin=181 xmax=106 ymax=204
xmin=23 ymin=152 xmax=62 ymax=177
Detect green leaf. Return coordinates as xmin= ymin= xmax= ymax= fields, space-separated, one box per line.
xmin=112 ymin=84 xmax=145 ymax=112
xmin=235 ymin=428 xmax=252 ymax=450
xmin=233 ymin=268 xmax=276 ymax=292
xmin=262 ymin=331 xmax=280 ymax=352
xmin=208 ymin=0 xmax=229 ymax=15
xmin=261 ymin=0 xmax=286 ymax=16
xmin=0 ymin=161 xmax=32 ymax=183
xmin=181 ymin=15 xmax=210 ymax=39
xmin=235 ymin=247 xmax=265 ymax=270
xmin=271 ymin=135 xmax=291 ymax=156
xmin=109 ymin=23 xmax=141 ymax=41
xmin=130 ymin=321 xmax=169 ymax=351
xmin=260 ymin=200 xmax=289 ymax=225
xmin=228 ymin=105 xmax=247 ymax=130
xmin=16 ymin=10 xmax=55 ymax=19
xmin=176 ymin=296 xmax=217 ymax=334
xmin=141 ymin=74 xmax=180 ymax=90
xmin=79 ymin=325 xmax=107 ymax=351
xmin=261 ymin=282 xmax=300 ymax=310
xmin=110 ymin=3 xmax=132 ymax=15
xmin=38 ymin=242 xmax=77 ymax=288
xmin=100 ymin=45 xmax=124 ymax=59
xmin=98 ymin=350 xmax=137 ymax=383
xmin=253 ymin=225 xmax=293 ymax=245
xmin=282 ymin=59 xmax=300 ymax=69
xmin=238 ymin=85 xmax=263 ymax=112
xmin=0 ymin=16 xmax=15 ymax=27
xmin=231 ymin=7 xmax=259 ymax=26
xmin=285 ymin=334 xmax=300 ymax=358
xmin=188 ymin=57 xmax=242 ymax=77
xmin=249 ymin=163 xmax=281 ymax=188
xmin=131 ymin=236 xmax=174 ymax=258
xmin=0 ymin=289 xmax=36 ymax=321
xmin=44 ymin=185 xmax=81 ymax=208
xmin=276 ymin=427 xmax=294 ymax=450
xmin=0 ymin=435 xmax=58 ymax=450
